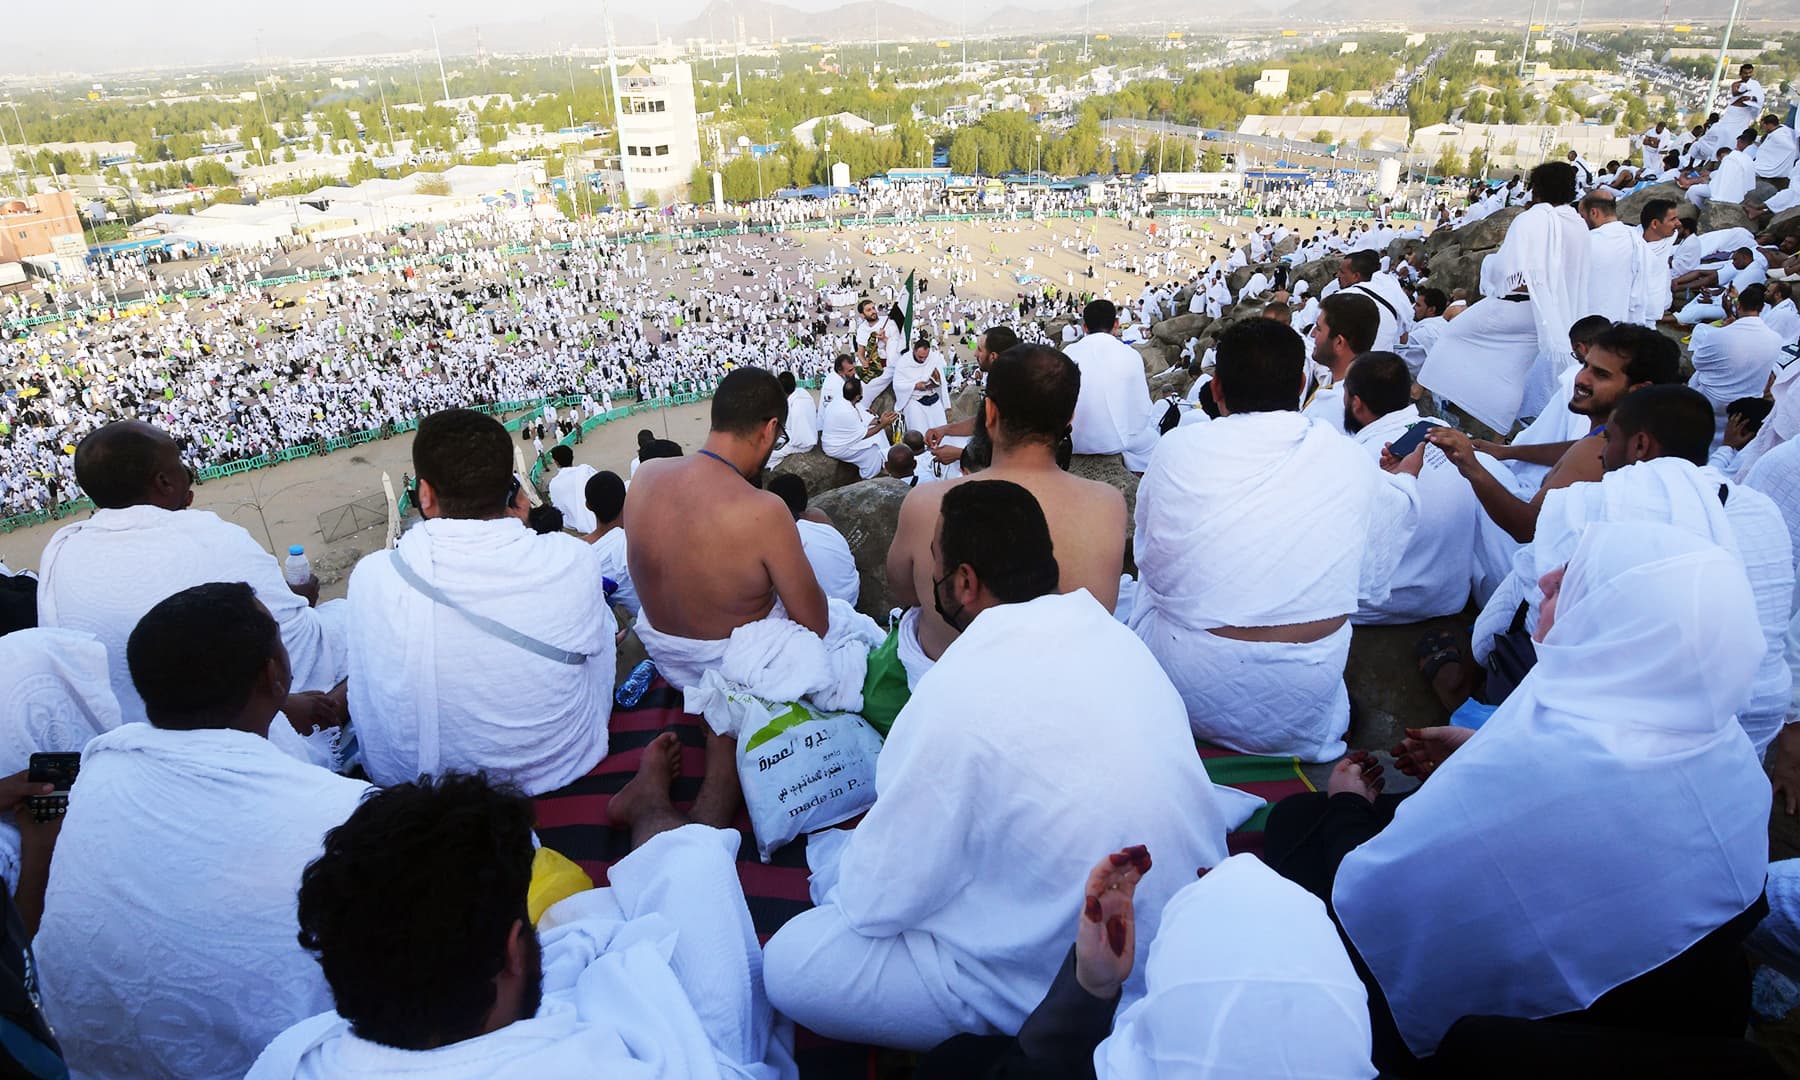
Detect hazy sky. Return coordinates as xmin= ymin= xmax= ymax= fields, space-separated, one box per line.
xmin=0 ymin=0 xmax=1058 ymax=77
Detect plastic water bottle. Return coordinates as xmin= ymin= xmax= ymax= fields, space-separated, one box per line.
xmin=283 ymin=545 xmax=313 ymax=588
xmin=615 ymin=659 xmax=657 ymax=708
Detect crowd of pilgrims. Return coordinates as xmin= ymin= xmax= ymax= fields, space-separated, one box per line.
xmin=6 ymin=102 xmax=1800 ymax=1076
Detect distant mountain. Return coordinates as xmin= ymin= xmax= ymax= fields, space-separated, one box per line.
xmin=678 ymin=0 xmax=957 ymax=43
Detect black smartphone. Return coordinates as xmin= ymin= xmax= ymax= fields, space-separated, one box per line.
xmin=26 ymin=753 xmax=80 ymax=824
xmin=1387 ymin=421 xmax=1434 ymax=460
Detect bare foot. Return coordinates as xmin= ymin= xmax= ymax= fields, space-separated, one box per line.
xmin=690 ymin=730 xmax=743 ymax=829
xmin=609 ymin=732 xmax=689 ymax=848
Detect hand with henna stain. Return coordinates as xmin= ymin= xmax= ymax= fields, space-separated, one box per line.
xmin=1075 ymin=845 xmax=1150 ymax=999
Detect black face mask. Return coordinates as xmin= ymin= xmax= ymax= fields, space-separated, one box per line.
xmin=932 ymin=568 xmax=970 ymax=634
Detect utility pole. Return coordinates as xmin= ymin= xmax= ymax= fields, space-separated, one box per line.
xmin=1518 ymin=0 xmax=1535 ymax=80
xmin=431 ymin=19 xmax=452 ymax=104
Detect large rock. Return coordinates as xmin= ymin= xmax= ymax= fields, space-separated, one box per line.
xmin=1148 ymin=365 xmax=1196 ymax=401
xmin=1448 ymin=206 xmax=1524 ymax=254
xmin=1227 ymin=263 xmax=1271 ymax=295
xmin=947 ymin=382 xmax=983 ymax=423
xmin=1769 ymin=205 xmax=1800 ymax=246
xmin=867 ymin=385 xmax=896 ymax=420
xmin=811 ymin=477 xmax=911 ymax=620
xmin=769 ymin=448 xmax=862 ymax=500
xmin=1134 ymin=341 xmax=1171 ymax=378
xmin=1290 ymin=256 xmax=1341 ymax=298
xmin=1619 ymin=181 xmax=1690 ymax=226
xmin=1342 ymin=615 xmax=1469 ymax=751
xmin=1273 ymin=233 xmax=1299 ymax=258
xmin=1699 ymin=198 xmax=1754 ymax=236
xmin=1151 ymin=311 xmax=1209 ymax=346
xmin=1422 ymin=250 xmax=1488 ymax=301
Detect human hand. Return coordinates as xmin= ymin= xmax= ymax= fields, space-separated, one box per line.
xmin=0 ymin=771 xmax=56 ymax=816
xmin=1425 ymin=427 xmax=1478 ymax=475
xmin=285 ymin=685 xmax=348 ymax=733
xmin=287 ymin=576 xmax=321 ymax=607
xmin=1381 ymin=440 xmax=1426 ymax=477
xmin=924 ymin=425 xmax=947 ymax=448
xmin=1327 ymin=751 xmax=1384 ymax=802
xmin=1391 ymin=725 xmax=1475 ymax=781
xmin=1470 ymin=436 xmax=1511 ymax=460
xmin=1074 ymin=846 xmax=1150 ymax=999
xmin=930 ymin=444 xmax=961 ymax=465
xmin=1723 ymin=412 xmax=1757 ymax=451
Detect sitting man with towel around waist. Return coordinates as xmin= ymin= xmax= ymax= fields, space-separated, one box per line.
xmin=626 ymin=367 xmax=830 ymax=691
xmin=347 ymin=408 xmax=616 ymax=796
xmin=763 ymin=480 xmax=1227 ymax=1052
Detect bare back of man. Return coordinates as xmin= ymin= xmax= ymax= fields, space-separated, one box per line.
xmin=627 ymin=455 xmax=827 ymax=641
xmin=889 ymin=465 xmax=1127 ymax=660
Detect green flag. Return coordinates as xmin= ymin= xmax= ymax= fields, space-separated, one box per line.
xmin=902 ymin=270 xmax=916 ymax=344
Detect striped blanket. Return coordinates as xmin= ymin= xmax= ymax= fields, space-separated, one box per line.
xmin=532 ymin=678 xmax=1315 ymax=1074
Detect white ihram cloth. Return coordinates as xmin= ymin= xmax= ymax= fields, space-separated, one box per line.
xmin=1349 ymin=407 xmax=1477 ymax=624
xmin=1745 ymin=439 xmax=1800 ymax=591
xmin=1764 ymin=297 xmax=1800 ymax=343
xmin=820 ymin=396 xmax=888 ymax=479
xmin=35 ymin=723 xmax=370 ymax=1080
xmin=1065 ymin=331 xmax=1161 ymax=471
xmin=1760 ymin=124 xmax=1800 ymax=178
xmin=762 ymin=590 xmax=1228 ymax=1052
xmin=1344 ymin=274 xmax=1412 ymax=353
xmin=767 ymin=387 xmax=820 ymax=468
xmin=0 ymin=628 xmax=121 ymax=892
xmin=1583 ymin=220 xmax=1644 ymax=325
xmin=1730 ymin=356 xmax=1800 ymax=479
xmin=1397 ymin=315 xmax=1445 ymax=377
xmin=248 ymin=824 xmax=797 ymax=1080
xmin=797 ymin=519 xmax=860 ymax=605
xmin=895 ymin=606 xmax=934 ymax=690
xmin=1633 ymin=232 xmax=1676 ymax=327
xmin=590 ymin=527 xmax=640 ymax=617
xmin=639 ymin=598 xmax=883 ymax=716
xmin=891 ymin=350 xmax=949 ymax=436
xmin=347 ymin=517 xmax=615 ymax=796
xmin=1474 ymin=457 xmax=1794 ymax=755
xmin=37 ymin=505 xmax=347 ymax=727
xmin=1419 ymin=203 xmax=1590 ymax=431
xmin=548 ymin=463 xmax=599 ymax=534
xmin=1128 ymin=413 xmax=1418 ymax=761
xmin=1335 ymin=524 xmax=1770 ymax=1057
xmin=1689 ymin=316 xmax=1786 ymax=444
xmin=1095 ymin=855 xmax=1373 ymax=1080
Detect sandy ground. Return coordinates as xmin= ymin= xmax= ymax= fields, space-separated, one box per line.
xmin=0 ymin=212 xmax=1314 ymax=594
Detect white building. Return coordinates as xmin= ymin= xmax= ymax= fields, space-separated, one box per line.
xmin=1253 ymin=69 xmax=1289 ymax=98
xmin=616 ymin=63 xmax=701 ymax=206
xmin=792 ymin=112 xmax=878 ymax=148
xmin=1475 ymin=49 xmax=1498 ymax=66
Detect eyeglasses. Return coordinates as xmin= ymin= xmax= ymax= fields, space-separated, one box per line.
xmin=771 ymin=422 xmax=789 ymax=453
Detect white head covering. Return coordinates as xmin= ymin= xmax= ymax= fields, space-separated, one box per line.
xmin=1334 ymin=522 xmax=1770 ymax=1057
xmin=1096 ymin=855 xmax=1374 ymax=1080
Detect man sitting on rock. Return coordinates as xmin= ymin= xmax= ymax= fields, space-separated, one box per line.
xmin=887 ymin=345 xmax=1127 ymax=690
xmin=627 ymin=367 xmax=828 ymax=690
xmin=819 ymin=376 xmax=898 ymax=481
xmin=1065 ymin=300 xmax=1161 ymax=472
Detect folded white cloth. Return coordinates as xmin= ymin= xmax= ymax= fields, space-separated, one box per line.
xmin=649 ymin=599 xmax=883 ymax=718
xmin=36 ymin=723 xmax=371 ymax=1080
xmin=896 ymin=606 xmax=934 ymax=691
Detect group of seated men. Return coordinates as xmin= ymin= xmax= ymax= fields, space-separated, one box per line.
xmin=2 ymin=155 xmax=1800 ymax=1075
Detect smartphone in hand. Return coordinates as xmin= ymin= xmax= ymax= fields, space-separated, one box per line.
xmin=26 ymin=753 xmax=80 ymax=824
xmin=1386 ymin=421 xmax=1434 ymax=461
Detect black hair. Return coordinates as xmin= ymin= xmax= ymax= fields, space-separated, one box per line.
xmin=1528 ymin=161 xmax=1578 ymax=206
xmin=833 ymin=354 xmax=855 ymax=375
xmin=74 ymin=421 xmax=171 ymax=509
xmin=938 ymin=480 xmax=1059 ymax=604
xmin=778 ymin=371 xmax=797 ymax=395
xmin=1591 ymin=324 xmax=1680 ymax=386
xmin=414 ymin=409 xmax=513 ymax=519
xmin=1727 ymin=396 xmax=1774 ymax=433
xmin=1318 ymin=292 xmax=1380 ymax=355
xmin=128 ymin=582 xmax=280 ymax=731
xmin=1342 ymin=352 xmax=1412 ymax=419
xmin=641 ymin=439 xmax=683 ymax=460
xmin=1213 ymin=317 xmax=1306 ymax=414
xmin=636 ymin=428 xmax=655 ymax=449
xmin=1341 ymin=250 xmax=1379 ymax=281
xmin=548 ymin=444 xmax=573 ymax=468
xmin=1416 ymin=287 xmax=1448 ymax=316
xmin=766 ymin=473 xmax=808 ymax=519
xmin=982 ymin=325 xmax=1020 ymax=355
xmin=1739 ymin=283 xmax=1767 ymax=312
xmin=1570 ymin=314 xmax=1613 ymax=346
xmin=525 ymin=505 xmax=564 ymax=534
xmin=1609 ymin=385 xmax=1716 ymax=466
xmin=842 ymin=376 xmax=864 ymax=403
xmin=1081 ymin=298 xmax=1118 ymax=333
xmin=710 ymin=367 xmax=787 ymax=436
xmin=296 ymin=774 xmax=537 ymax=1051
xmin=584 ymin=471 xmax=626 ymax=524
xmin=983 ymin=345 xmax=1079 ymax=448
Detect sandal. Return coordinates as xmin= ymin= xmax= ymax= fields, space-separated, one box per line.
xmin=1415 ymin=630 xmax=1465 ymax=685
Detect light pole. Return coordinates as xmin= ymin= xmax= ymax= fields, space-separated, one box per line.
xmin=4 ymin=102 xmax=35 ymax=187
xmin=1706 ymin=0 xmax=1746 ymax=120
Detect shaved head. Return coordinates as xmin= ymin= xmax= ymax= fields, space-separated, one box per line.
xmin=74 ymin=420 xmax=189 ymax=511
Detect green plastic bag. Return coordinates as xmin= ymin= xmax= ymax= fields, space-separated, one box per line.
xmin=860 ymin=618 xmax=911 ymax=738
